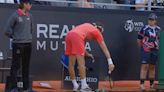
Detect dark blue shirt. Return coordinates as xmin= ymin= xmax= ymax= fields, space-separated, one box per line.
xmin=138 ymin=25 xmax=160 ymax=51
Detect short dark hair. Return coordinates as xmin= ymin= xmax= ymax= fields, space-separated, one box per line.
xmin=20 ymin=0 xmax=32 ymax=4
xmin=148 ymin=13 xmax=157 ymax=20
xmin=18 ymin=1 xmax=32 ymax=9
xmin=18 ymin=3 xmax=24 ymax=9
xmin=92 ymin=22 xmax=104 ymax=32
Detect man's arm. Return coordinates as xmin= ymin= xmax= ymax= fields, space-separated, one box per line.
xmin=137 ymin=39 xmax=142 ymax=47
xmin=30 ymin=14 xmax=34 ymax=34
xmin=137 ymin=26 xmax=145 ymax=47
xmin=99 ymin=41 xmax=115 ymax=73
xmin=99 ymin=41 xmax=111 ymax=59
xmin=92 ymin=27 xmax=114 ymax=73
xmin=85 ymin=50 xmax=94 ymax=62
xmin=4 ymin=13 xmax=16 ymax=38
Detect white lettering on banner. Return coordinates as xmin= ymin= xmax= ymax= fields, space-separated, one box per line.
xmin=37 ymin=40 xmax=91 ymax=51
xmin=64 ymin=76 xmax=98 ymax=83
xmin=37 ymin=41 xmax=46 ymax=50
xmin=60 ymin=25 xmax=75 ymax=38
xmin=36 ymin=24 xmax=92 ymax=51
xmin=50 ymin=41 xmax=58 ymax=51
xmin=37 ymin=24 xmax=48 ymax=38
xmin=49 ymin=24 xmax=60 ymax=39
xmin=124 ymin=20 xmax=144 ymax=32
xmin=134 ymin=22 xmax=143 ymax=26
xmin=0 ymin=51 xmax=3 ymax=60
xmin=37 ymin=24 xmax=74 ymax=39
xmin=85 ymin=42 xmax=91 ymax=51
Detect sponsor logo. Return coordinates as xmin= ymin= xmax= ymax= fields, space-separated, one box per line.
xmin=124 ymin=19 xmax=144 ymax=32
xmin=64 ymin=76 xmax=98 ymax=83
xmin=36 ymin=24 xmax=92 ymax=51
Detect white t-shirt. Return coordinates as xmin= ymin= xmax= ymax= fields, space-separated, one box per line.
xmin=156 ymin=0 xmax=163 ymax=3
xmin=136 ymin=0 xmax=147 ymax=3
xmin=135 ymin=0 xmax=148 ymax=11
xmin=0 ymin=0 xmax=14 ymax=3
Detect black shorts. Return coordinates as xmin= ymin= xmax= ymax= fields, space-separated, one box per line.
xmin=140 ymin=48 xmax=159 ymax=65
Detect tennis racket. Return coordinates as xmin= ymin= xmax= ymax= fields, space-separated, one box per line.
xmin=105 ymin=71 xmax=114 ymax=89
xmin=108 ymin=72 xmax=114 ymax=89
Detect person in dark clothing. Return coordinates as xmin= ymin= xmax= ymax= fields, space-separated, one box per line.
xmin=137 ymin=13 xmax=160 ymax=91
xmin=4 ymin=0 xmax=33 ymax=92
xmin=14 ymin=0 xmax=19 ymax=3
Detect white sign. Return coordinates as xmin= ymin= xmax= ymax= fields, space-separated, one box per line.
xmin=36 ymin=24 xmax=92 ymax=51
xmin=0 ymin=51 xmax=3 ymax=60
xmin=64 ymin=76 xmax=98 ymax=83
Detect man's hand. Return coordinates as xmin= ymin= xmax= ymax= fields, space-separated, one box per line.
xmin=85 ymin=51 xmax=95 ymax=62
xmin=137 ymin=39 xmax=142 ymax=47
xmin=87 ymin=53 xmax=95 ymax=62
xmin=108 ymin=64 xmax=115 ymax=74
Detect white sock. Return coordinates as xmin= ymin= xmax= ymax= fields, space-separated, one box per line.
xmin=72 ymin=79 xmax=78 ymax=87
xmin=81 ymin=78 xmax=88 ymax=88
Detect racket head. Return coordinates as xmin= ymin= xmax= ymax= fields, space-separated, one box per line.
xmin=108 ymin=73 xmax=114 ymax=89
xmin=60 ymin=53 xmax=69 ymax=69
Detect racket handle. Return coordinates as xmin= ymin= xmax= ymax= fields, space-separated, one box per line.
xmin=108 ymin=71 xmax=111 ymax=74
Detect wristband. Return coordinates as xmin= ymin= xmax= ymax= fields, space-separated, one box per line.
xmin=107 ymin=58 xmax=113 ymax=65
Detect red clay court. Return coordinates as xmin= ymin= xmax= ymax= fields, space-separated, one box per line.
xmin=0 ymin=80 xmax=162 ymax=92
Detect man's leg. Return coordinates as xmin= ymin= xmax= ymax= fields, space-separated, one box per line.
xmin=140 ymin=64 xmax=149 ymax=90
xmin=10 ymin=43 xmax=21 ymax=91
xmin=148 ymin=64 xmax=156 ymax=88
xmin=76 ymin=55 xmax=86 ymax=79
xmin=76 ymin=55 xmax=91 ymax=90
xmin=68 ymin=55 xmax=79 ymax=90
xmin=148 ymin=49 xmax=158 ymax=88
xmin=140 ymin=48 xmax=150 ymax=90
xmin=22 ymin=43 xmax=32 ymax=91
